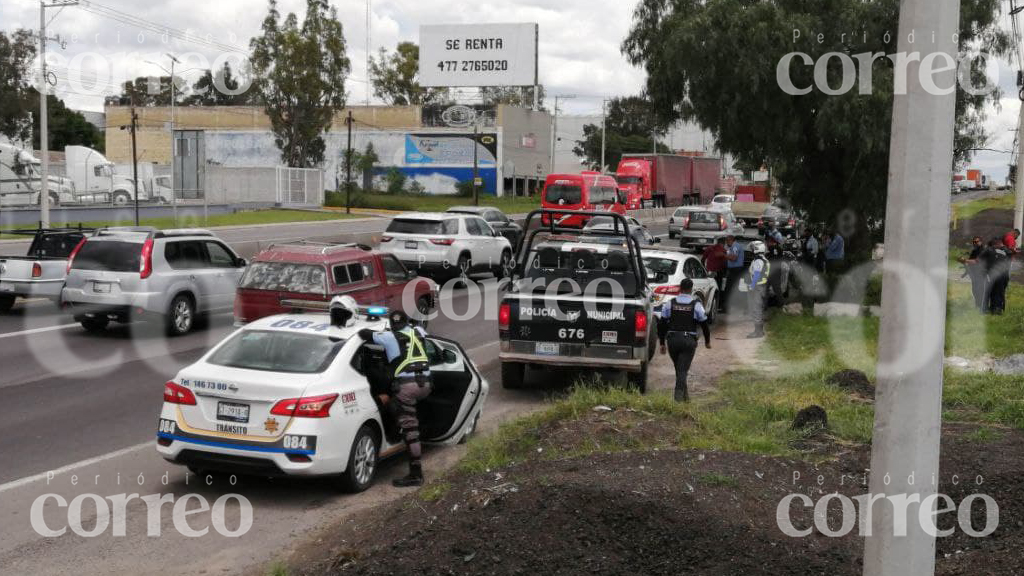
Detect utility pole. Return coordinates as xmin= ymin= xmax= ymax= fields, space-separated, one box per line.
xmin=365 ymin=0 xmax=371 ymax=106
xmin=345 ymin=111 xmax=353 ymax=215
xmin=864 ymin=1 xmax=960 ymax=575
xmin=129 ymin=103 xmax=140 ymax=226
xmin=168 ymin=53 xmax=180 ymax=224
xmin=472 ymin=120 xmax=479 ymax=206
xmin=1014 ymin=107 xmax=1024 ymax=244
xmin=600 ymin=99 xmax=611 ymax=173
xmin=549 ymin=94 xmax=576 ymax=175
xmin=38 ymin=2 xmax=49 ymax=228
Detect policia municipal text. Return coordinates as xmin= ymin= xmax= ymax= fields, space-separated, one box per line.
xmin=658 ymin=278 xmax=712 ymax=402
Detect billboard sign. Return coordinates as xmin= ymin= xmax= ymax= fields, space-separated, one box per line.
xmin=419 ymin=23 xmax=538 ymax=87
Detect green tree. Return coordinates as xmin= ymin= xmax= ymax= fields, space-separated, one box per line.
xmin=29 ymin=89 xmax=104 ymax=152
xmin=622 ymin=0 xmax=1009 ymax=246
xmin=383 ymin=167 xmax=407 ymax=194
xmin=250 ymin=0 xmax=350 ymax=167
xmin=188 ymin=62 xmax=254 ymax=105
xmin=355 ymin=142 xmax=379 ymax=191
xmin=573 ymin=96 xmax=671 ymax=170
xmin=108 ymin=76 xmax=185 ymax=106
xmin=481 ymin=85 xmax=545 ymax=109
xmin=0 ymin=30 xmax=37 ymax=145
xmin=369 ymin=42 xmax=447 ymax=105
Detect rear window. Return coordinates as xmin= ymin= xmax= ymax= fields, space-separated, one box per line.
xmin=386 ymin=218 xmax=458 ymax=235
xmin=30 ymin=232 xmax=85 ymax=258
xmin=207 ymin=330 xmax=342 ymax=374
xmin=643 ymin=257 xmax=679 ymax=277
xmin=240 ymin=262 xmax=327 ymax=294
xmin=689 ymin=212 xmax=723 ymax=224
xmin=589 ymin=185 xmax=618 ymax=204
xmin=71 ymin=240 xmax=141 ymax=273
xmin=545 ymin=184 xmax=582 ymax=205
xmin=333 ymin=261 xmax=371 ymax=286
xmin=523 ymin=244 xmax=639 ymax=296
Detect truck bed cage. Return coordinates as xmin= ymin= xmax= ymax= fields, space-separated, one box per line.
xmin=514 ymin=209 xmax=647 ymax=290
xmin=1 ymin=223 xmax=96 ymax=236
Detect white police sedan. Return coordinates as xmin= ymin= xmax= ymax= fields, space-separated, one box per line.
xmin=156 ymin=309 xmax=488 ymax=492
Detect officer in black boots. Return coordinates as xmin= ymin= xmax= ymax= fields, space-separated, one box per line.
xmin=658 ymin=278 xmax=712 ymax=402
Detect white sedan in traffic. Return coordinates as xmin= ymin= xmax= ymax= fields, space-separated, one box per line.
xmin=642 ymin=249 xmax=719 ymax=323
xmin=156 ymin=311 xmax=489 ymax=492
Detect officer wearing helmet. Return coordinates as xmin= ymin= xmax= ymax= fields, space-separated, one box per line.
xmin=356 ymin=308 xmax=432 ymax=487
xmin=747 ymin=240 xmax=771 ymax=338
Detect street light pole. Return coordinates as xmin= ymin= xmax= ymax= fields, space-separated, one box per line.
xmin=600 ymin=99 xmax=608 ymax=172
xmin=39 ymin=2 xmax=49 ymax=228
xmin=863 ymin=0 xmax=960 ymax=575
xmin=168 ymin=54 xmax=180 ymax=224
xmin=472 ymin=121 xmax=479 ymax=206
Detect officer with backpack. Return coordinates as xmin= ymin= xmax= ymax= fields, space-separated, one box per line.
xmin=358 ymin=309 xmax=433 ymax=487
xmin=658 ymin=278 xmax=712 ymax=403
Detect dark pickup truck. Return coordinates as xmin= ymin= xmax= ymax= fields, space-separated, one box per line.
xmin=498 ymin=210 xmax=657 ymax=391
xmin=0 ymin=226 xmax=92 ymax=312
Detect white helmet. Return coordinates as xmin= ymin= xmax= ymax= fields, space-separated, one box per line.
xmin=329 ymin=295 xmax=359 ymax=327
xmin=749 ymin=241 xmax=767 ymax=256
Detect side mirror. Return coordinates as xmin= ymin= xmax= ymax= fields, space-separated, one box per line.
xmin=653 ymin=237 xmax=662 ymax=244
xmin=235 ymin=257 xmax=247 ymax=268
xmin=646 ymin=271 xmax=658 ymax=282
xmin=406 ymin=269 xmax=418 ymax=278
xmin=442 ymin=348 xmax=458 ymax=364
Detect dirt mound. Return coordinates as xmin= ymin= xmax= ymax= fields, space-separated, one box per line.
xmin=950 ymin=208 xmax=1013 ymax=248
xmin=828 ymin=369 xmax=875 ymax=398
xmin=792 ymin=405 xmax=828 ymax=429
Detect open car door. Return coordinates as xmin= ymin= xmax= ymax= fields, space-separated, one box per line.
xmin=419 ymin=336 xmax=484 ymax=445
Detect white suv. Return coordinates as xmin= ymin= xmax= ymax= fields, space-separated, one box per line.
xmin=378 ymin=212 xmax=513 ymax=281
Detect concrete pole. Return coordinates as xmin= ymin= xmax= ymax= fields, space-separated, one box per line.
xmin=549 ymin=95 xmax=559 ymax=175
xmin=39 ymin=1 xmax=50 ymax=228
xmin=169 ymin=54 xmax=179 ymax=224
xmin=1014 ymin=104 xmax=1024 ymax=245
xmin=863 ymin=0 xmax=960 ymax=575
xmin=600 ymin=99 xmax=607 ymax=173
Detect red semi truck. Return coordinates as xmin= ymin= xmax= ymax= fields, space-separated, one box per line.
xmin=615 ymin=154 xmax=722 ymax=208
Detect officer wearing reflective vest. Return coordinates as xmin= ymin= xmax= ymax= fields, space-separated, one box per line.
xmin=747 ymin=240 xmax=770 ymax=339
xmin=358 ymin=309 xmax=432 ymax=487
xmin=658 ymin=278 xmax=711 ymax=402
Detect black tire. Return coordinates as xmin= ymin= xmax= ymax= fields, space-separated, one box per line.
xmin=495 ymin=249 xmax=513 ymax=278
xmin=166 ymin=294 xmax=196 ymax=336
xmin=80 ymin=317 xmax=109 ymax=333
xmin=455 ymin=253 xmax=472 ymax=287
xmin=627 ymin=363 xmax=648 ymax=394
xmin=48 ymin=192 xmax=60 ymax=207
xmin=113 ymin=191 xmax=131 ymax=206
xmin=668 ymin=231 xmax=677 ymax=240
xmin=0 ymin=294 xmax=15 ymax=313
xmin=706 ymin=295 xmax=717 ymax=325
xmin=337 ymin=425 xmax=379 ymax=493
xmin=501 ymin=361 xmax=525 ymax=389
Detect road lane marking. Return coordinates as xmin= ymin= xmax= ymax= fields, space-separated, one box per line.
xmin=0 ymin=323 xmax=79 ymax=340
xmin=0 ymin=441 xmax=151 ymax=494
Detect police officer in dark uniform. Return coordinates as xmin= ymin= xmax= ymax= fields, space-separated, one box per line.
xmin=658 ymin=278 xmax=712 ymax=402
xmin=358 ymin=310 xmax=432 ymax=487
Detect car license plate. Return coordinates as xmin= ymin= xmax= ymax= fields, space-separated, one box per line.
xmin=602 ymin=330 xmax=618 ymax=344
xmin=405 ymin=241 xmax=418 ymax=249
xmin=699 ymin=238 xmax=708 ymax=244
xmin=535 ymin=342 xmax=559 ymax=355
xmin=217 ymin=402 xmax=250 ymax=423
xmin=93 ymin=282 xmax=111 ymax=293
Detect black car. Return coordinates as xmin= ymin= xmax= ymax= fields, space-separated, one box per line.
xmin=758 ymin=206 xmax=802 ymax=238
xmin=447 ymin=206 xmax=523 ymax=250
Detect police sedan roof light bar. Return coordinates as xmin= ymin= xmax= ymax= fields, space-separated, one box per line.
xmin=280 ymin=299 xmax=389 ymax=320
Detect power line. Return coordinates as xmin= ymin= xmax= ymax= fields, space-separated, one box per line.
xmin=77 ymin=0 xmax=245 ymax=54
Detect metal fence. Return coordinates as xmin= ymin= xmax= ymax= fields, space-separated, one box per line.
xmin=276 ymin=167 xmax=324 ymax=206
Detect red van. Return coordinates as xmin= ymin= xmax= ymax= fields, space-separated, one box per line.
xmin=541 ymin=172 xmax=626 ymax=227
xmin=233 ymin=241 xmax=437 ymax=324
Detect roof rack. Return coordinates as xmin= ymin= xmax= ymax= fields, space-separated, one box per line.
xmin=265 ymin=240 xmax=372 ymax=255
xmin=0 ymin=223 xmax=96 ymax=236
xmin=153 ymin=229 xmax=215 ymax=238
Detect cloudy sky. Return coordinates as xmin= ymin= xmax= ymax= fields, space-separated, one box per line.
xmin=2 ymin=0 xmax=1020 ymax=180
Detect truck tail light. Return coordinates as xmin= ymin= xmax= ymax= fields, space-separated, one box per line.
xmin=634 ymin=310 xmax=648 ymax=340
xmin=380 ymin=235 xmax=393 ymax=243
xmin=719 ymin=215 xmax=727 ymax=231
xmin=654 ymin=285 xmax=680 ymax=296
xmin=271 ymin=394 xmax=338 ymax=418
xmin=66 ymin=237 xmax=86 ymax=274
xmin=788 ymin=218 xmax=796 ymax=227
xmin=498 ymin=302 xmax=511 ymax=331
xmin=140 ymin=237 xmax=154 ymax=279
xmin=430 ymin=238 xmax=455 ymax=246
xmin=163 ymin=381 xmax=197 ymax=405
xmin=32 ymin=262 xmax=42 ymax=278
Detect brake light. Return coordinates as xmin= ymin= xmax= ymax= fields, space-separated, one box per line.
xmin=163 ymin=381 xmax=196 ymax=405
xmin=498 ymin=302 xmax=511 ymax=331
xmin=654 ymin=285 xmax=681 ymax=296
xmin=682 ymin=215 xmax=690 ymax=228
xmin=757 ymin=217 xmax=764 ymax=227
xmin=430 ymin=238 xmax=455 ymax=246
xmin=66 ymin=237 xmax=86 ymax=274
xmin=380 ymin=235 xmax=393 ymax=243
xmin=634 ymin=310 xmax=648 ymax=340
xmin=32 ymin=262 xmax=42 ymax=278
xmin=140 ymin=237 xmax=154 ymax=279
xmin=719 ymin=215 xmax=727 ymax=231
xmin=271 ymin=393 xmax=338 ymax=418
xmin=788 ymin=218 xmax=796 ymax=226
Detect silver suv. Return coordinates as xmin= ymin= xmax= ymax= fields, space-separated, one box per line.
xmin=62 ymin=228 xmax=246 ymax=335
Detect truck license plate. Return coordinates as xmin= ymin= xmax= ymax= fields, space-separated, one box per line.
xmin=405 ymin=241 xmax=418 ymax=249
xmin=93 ymin=282 xmax=111 ymax=293
xmin=217 ymin=402 xmax=250 ymax=423
xmin=535 ymin=342 xmax=559 ymax=355
xmin=602 ymin=331 xmax=618 ymax=344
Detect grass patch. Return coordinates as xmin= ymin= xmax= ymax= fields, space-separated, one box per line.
xmin=418 ymin=481 xmax=452 ymax=502
xmin=964 ymin=426 xmax=1004 ymax=443
xmin=328 ymin=191 xmax=539 ymax=215
xmin=952 ymin=192 xmax=1014 ymax=221
xmin=697 ymin=472 xmax=739 ymax=487
xmin=265 ymin=562 xmax=290 ymax=576
xmin=5 ymin=209 xmax=357 ymax=235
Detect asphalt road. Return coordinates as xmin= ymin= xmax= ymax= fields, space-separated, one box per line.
xmin=0 ymin=216 xmax=672 ymax=575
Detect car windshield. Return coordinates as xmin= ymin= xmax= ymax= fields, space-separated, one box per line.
xmin=545 ymin=183 xmax=582 ymax=204
xmin=207 ymin=330 xmax=342 ymax=374
xmin=240 ymin=262 xmax=327 ymax=295
xmin=589 ymin=185 xmax=618 ymax=204
xmin=583 ymin=216 xmax=616 ymax=230
xmin=386 ymin=218 xmax=452 ymax=235
xmin=616 ymin=176 xmax=641 ymax=185
xmin=642 ymin=257 xmax=678 ymax=277
xmin=71 ymin=240 xmax=141 ymax=273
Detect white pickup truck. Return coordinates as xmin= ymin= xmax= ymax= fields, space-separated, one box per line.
xmin=0 ymin=227 xmax=93 ymax=312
